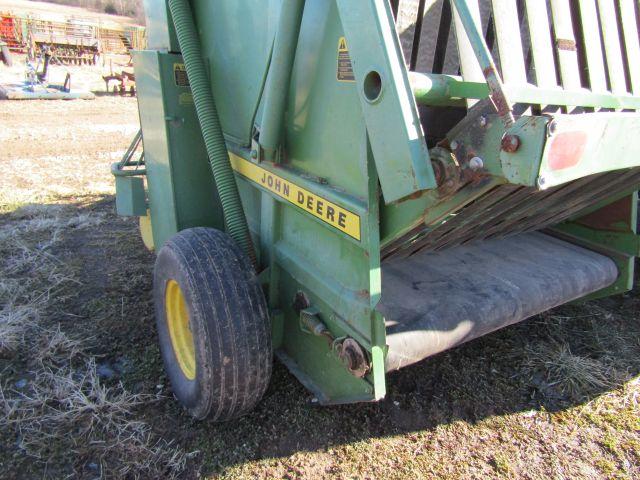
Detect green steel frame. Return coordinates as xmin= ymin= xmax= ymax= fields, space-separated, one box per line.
xmin=116 ymin=0 xmax=640 ymax=404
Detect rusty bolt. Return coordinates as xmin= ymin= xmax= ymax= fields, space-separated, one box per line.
xmin=501 ymin=134 xmax=521 ymax=153
xmin=337 ymin=338 xmax=369 ymax=378
xmin=250 ymin=149 xmax=258 ymax=159
xmin=292 ymin=291 xmax=310 ymax=313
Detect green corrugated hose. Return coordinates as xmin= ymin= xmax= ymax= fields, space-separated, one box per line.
xmin=168 ymin=0 xmax=256 ymax=268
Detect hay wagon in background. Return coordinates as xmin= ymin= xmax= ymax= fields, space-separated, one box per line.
xmin=0 ymin=10 xmax=144 ymax=64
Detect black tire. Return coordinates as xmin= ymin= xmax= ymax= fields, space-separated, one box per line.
xmin=0 ymin=45 xmax=12 ymax=67
xmin=153 ymin=227 xmax=272 ymax=421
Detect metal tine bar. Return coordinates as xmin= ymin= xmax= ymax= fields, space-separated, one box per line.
xmin=409 ymin=0 xmax=428 ymax=71
xmin=619 ymin=0 xmax=640 ymax=95
xmin=549 ymin=0 xmax=582 ymax=91
xmin=480 ymin=172 xmax=640 ymax=242
xmin=578 ymin=0 xmax=608 ymax=93
xmin=521 ymin=184 xmax=638 ymax=234
xmin=425 ymin=186 xmax=536 ymax=251
xmin=382 ymin=179 xmax=500 ymax=260
xmin=383 ymin=230 xmax=433 ymax=261
xmin=451 ymin=0 xmax=515 ymax=126
xmin=382 ymin=224 xmax=430 ymax=260
xmin=598 ymin=0 xmax=628 ymax=95
xmin=468 ymin=173 xmax=607 ymax=240
xmin=431 ymin=185 xmax=577 ymax=250
xmin=508 ymin=169 xmax=640 ymax=234
xmin=410 ymin=185 xmax=519 ymax=244
xmin=522 ymin=170 xmax=640 ymax=233
xmin=382 ymin=178 xmax=500 ymax=258
xmin=385 ymin=184 xmax=519 ymax=258
xmin=525 ymin=0 xmax=558 ymax=88
xmin=482 ymin=189 xmax=597 ymax=240
xmin=491 ymin=0 xmax=527 ymax=85
xmin=400 ymin=184 xmax=520 ymax=257
xmin=448 ymin=190 xmax=592 ymax=250
xmin=452 ymin=0 xmax=484 ymax=96
xmin=393 ymin=168 xmax=640 ymax=257
xmin=432 ymin=0 xmax=453 ymax=73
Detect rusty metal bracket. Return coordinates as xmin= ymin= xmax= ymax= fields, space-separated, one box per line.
xmin=298 ymin=304 xmax=370 ymax=378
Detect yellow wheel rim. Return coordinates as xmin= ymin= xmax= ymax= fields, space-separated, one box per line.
xmin=139 ymin=211 xmax=154 ymax=251
xmin=165 ymin=280 xmax=196 ymax=380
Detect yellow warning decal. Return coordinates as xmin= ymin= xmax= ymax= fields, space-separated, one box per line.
xmin=173 ymin=63 xmax=189 ymax=87
xmin=230 ymin=154 xmax=361 ymax=241
xmin=337 ymin=36 xmax=355 ymax=82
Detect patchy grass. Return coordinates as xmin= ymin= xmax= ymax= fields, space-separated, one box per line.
xmin=0 ymin=198 xmax=192 ymax=478
xmin=0 ymin=96 xmax=639 ymax=479
xmin=524 ymin=340 xmax=615 ymax=400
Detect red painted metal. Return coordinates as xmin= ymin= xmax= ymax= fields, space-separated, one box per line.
xmin=0 ymin=15 xmax=22 ymax=51
xmin=548 ymin=131 xmax=588 ymax=170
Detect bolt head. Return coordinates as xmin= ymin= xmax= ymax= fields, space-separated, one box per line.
xmin=450 ymin=140 xmax=459 ymax=150
xmin=537 ymin=176 xmax=546 ymax=188
xmin=501 ymin=134 xmax=521 ymax=153
xmin=478 ymin=116 xmax=487 ymax=127
xmin=250 ymin=149 xmax=258 ymax=159
xmin=548 ymin=120 xmax=557 ymax=136
xmin=469 ymin=156 xmax=484 ymax=170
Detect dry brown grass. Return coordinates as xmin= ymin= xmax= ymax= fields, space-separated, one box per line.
xmin=1 ymin=360 xmax=191 ymax=478
xmin=524 ymin=341 xmax=614 ymax=399
xmin=519 ymin=312 xmax=638 ymax=402
xmin=0 ymin=201 xmax=192 ymax=479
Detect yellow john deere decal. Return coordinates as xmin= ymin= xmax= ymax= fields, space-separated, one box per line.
xmin=230 ymin=154 xmax=361 ymax=241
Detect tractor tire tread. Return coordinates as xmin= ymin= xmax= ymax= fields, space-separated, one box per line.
xmin=153 ymin=227 xmax=271 ymax=421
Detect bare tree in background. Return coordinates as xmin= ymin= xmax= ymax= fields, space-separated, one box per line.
xmin=39 ymin=0 xmax=146 ymax=23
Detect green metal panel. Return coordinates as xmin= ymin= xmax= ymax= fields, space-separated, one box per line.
xmin=191 ymin=0 xmax=280 ymax=146
xmin=265 ymin=133 xmax=385 ymax=402
xmin=133 ymin=51 xmax=223 ymax=248
xmin=285 ymin=0 xmax=368 ymax=199
xmin=500 ymin=116 xmax=549 ymax=186
xmin=335 ymin=0 xmax=437 ymax=203
xmin=552 ymin=192 xmax=639 ymax=299
xmin=115 ymin=176 xmax=147 ymax=216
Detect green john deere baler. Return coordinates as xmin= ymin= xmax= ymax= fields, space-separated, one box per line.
xmin=113 ymin=0 xmax=640 ymax=420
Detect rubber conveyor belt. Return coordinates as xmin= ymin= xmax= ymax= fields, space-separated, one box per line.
xmin=379 ymin=232 xmax=618 ymax=371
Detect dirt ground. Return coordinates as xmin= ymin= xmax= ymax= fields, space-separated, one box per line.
xmin=0 ymin=77 xmax=639 ymax=478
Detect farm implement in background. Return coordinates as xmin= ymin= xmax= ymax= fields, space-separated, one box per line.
xmin=0 ymin=10 xmax=144 ymax=65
